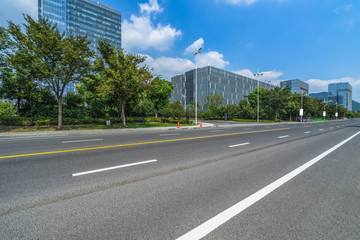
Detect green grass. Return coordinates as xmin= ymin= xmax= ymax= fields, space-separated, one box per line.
xmin=0 ymin=122 xmax=192 ymax=133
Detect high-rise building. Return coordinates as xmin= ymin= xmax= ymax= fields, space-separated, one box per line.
xmin=309 ymin=92 xmax=328 ymax=102
xmin=38 ymin=0 xmax=121 ymax=51
xmin=328 ymin=82 xmax=352 ymax=111
xmin=171 ymin=66 xmax=275 ymax=110
xmin=38 ymin=0 xmax=121 ymax=93
xmin=280 ymin=79 xmax=309 ymax=95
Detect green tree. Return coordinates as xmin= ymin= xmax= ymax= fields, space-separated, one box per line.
xmin=238 ymin=100 xmax=256 ymax=119
xmin=267 ymin=87 xmax=292 ymax=121
xmin=147 ymin=77 xmax=173 ymax=118
xmin=0 ymin=100 xmax=16 ymax=117
xmin=204 ymin=93 xmax=223 ymax=111
xmin=95 ymin=39 xmax=153 ymax=126
xmin=8 ymin=15 xmax=93 ymax=128
xmin=159 ymin=100 xmax=185 ymax=120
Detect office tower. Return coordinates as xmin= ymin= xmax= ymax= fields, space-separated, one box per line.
xmin=328 ymin=82 xmax=352 ymax=111
xmin=171 ymin=66 xmax=275 ymax=110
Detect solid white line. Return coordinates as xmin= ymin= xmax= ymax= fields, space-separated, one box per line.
xmin=176 ymin=131 xmax=360 ymax=240
xmin=278 ymin=135 xmax=289 ymax=138
xmin=62 ymin=139 xmax=103 ymax=144
xmin=304 ymin=131 xmax=311 ymax=134
xmin=229 ymin=142 xmax=250 ymax=148
xmin=159 ymin=133 xmax=181 ymax=136
xmin=72 ymin=159 xmax=158 ymax=177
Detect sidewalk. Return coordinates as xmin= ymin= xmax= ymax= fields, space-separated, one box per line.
xmin=0 ymin=122 xmax=215 ymax=138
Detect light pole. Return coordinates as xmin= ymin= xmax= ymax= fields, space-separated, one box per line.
xmin=300 ymin=90 xmax=303 ymax=122
xmin=193 ymin=47 xmax=202 ymax=125
xmin=254 ymin=72 xmax=263 ymax=123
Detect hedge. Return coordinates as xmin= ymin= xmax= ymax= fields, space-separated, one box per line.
xmin=0 ymin=116 xmax=188 ymax=126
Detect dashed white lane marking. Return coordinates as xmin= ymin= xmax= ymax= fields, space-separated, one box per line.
xmin=304 ymin=131 xmax=311 ymax=134
xmin=330 ymin=127 xmax=333 ymax=129
xmin=211 ymin=130 xmax=225 ymax=133
xmin=159 ymin=133 xmax=181 ymax=136
xmin=229 ymin=142 xmax=250 ymax=148
xmin=62 ymin=139 xmax=103 ymax=144
xmin=319 ymin=129 xmax=324 ymax=131
xmin=278 ymin=135 xmax=289 ymax=139
xmin=72 ymin=159 xmax=158 ymax=177
xmin=176 ymin=131 xmax=360 ymax=240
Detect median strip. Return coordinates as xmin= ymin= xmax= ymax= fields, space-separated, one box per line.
xmin=0 ymin=128 xmax=290 ymax=159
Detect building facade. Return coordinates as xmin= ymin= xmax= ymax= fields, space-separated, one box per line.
xmin=171 ymin=66 xmax=275 ymax=110
xmin=328 ymin=82 xmax=352 ymax=111
xmin=280 ymin=79 xmax=309 ymax=95
xmin=38 ymin=0 xmax=121 ymax=51
xmin=309 ymin=92 xmax=328 ymax=102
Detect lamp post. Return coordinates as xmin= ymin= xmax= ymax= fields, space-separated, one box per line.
xmin=300 ymin=90 xmax=303 ymax=122
xmin=193 ymin=47 xmax=202 ymax=125
xmin=254 ymin=72 xmax=263 ymax=123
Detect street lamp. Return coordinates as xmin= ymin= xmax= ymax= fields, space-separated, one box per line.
xmin=193 ymin=47 xmax=202 ymax=125
xmin=254 ymin=72 xmax=263 ymax=123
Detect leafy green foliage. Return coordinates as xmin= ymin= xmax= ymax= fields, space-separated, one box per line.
xmin=147 ymin=77 xmax=173 ymax=118
xmin=0 ymin=100 xmax=16 ymax=117
xmin=95 ymin=39 xmax=153 ymax=126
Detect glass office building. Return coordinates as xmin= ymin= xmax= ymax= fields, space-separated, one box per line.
xmin=38 ymin=0 xmax=121 ymax=93
xmin=280 ymin=79 xmax=309 ymax=95
xmin=328 ymin=82 xmax=352 ymax=111
xmin=309 ymin=92 xmax=328 ymax=102
xmin=38 ymin=0 xmax=121 ymax=51
xmin=171 ymin=66 xmax=275 ymax=110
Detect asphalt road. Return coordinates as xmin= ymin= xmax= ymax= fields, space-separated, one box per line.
xmin=1 ymin=120 xmax=360 ymax=239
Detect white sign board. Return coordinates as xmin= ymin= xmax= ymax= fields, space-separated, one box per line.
xmin=323 ymin=111 xmax=326 ymax=117
xmin=300 ymin=109 xmax=304 ymax=116
xmin=335 ymin=112 xmax=338 ymax=117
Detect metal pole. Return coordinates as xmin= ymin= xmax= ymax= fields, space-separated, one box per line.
xmin=257 ymin=75 xmax=259 ymax=123
xmin=301 ymin=90 xmax=303 ymax=122
xmin=195 ymin=66 xmax=197 ymax=124
xmin=193 ymin=47 xmax=202 ymax=125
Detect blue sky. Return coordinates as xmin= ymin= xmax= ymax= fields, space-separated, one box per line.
xmin=1 ymin=0 xmax=360 ymax=101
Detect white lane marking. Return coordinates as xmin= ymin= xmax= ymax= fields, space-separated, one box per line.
xmin=319 ymin=129 xmax=324 ymax=131
xmin=159 ymin=133 xmax=181 ymax=136
xmin=229 ymin=142 xmax=250 ymax=148
xmin=211 ymin=130 xmax=225 ymax=133
xmin=330 ymin=127 xmax=333 ymax=129
xmin=176 ymin=131 xmax=360 ymax=240
xmin=72 ymin=159 xmax=158 ymax=177
xmin=62 ymin=139 xmax=103 ymax=144
xmin=278 ymin=135 xmax=289 ymax=139
xmin=304 ymin=131 xmax=311 ymax=134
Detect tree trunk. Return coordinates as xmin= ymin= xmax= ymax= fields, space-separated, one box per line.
xmin=121 ymin=102 xmax=126 ymax=127
xmin=155 ymin=111 xmax=158 ymax=118
xmin=58 ymin=97 xmax=62 ymax=129
xmin=290 ymin=112 xmax=292 ymax=122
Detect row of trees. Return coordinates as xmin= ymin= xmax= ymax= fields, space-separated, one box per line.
xmin=0 ymin=16 xmax=173 ymax=128
xmin=200 ymin=87 xmax=358 ymax=121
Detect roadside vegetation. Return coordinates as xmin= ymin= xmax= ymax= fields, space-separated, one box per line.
xmin=0 ymin=16 xmax=359 ymax=132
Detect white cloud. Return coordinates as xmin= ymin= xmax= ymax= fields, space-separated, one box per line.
xmin=122 ymin=1 xmax=181 ymax=51
xmin=234 ymin=69 xmax=283 ymax=82
xmin=139 ymin=0 xmax=163 ymax=15
xmin=143 ymin=55 xmax=195 ymax=80
xmin=0 ymin=0 xmax=37 ymax=26
xmin=195 ymin=51 xmax=230 ymax=69
xmin=184 ymin=38 xmax=204 ymax=55
xmin=220 ymin=0 xmax=258 ymax=6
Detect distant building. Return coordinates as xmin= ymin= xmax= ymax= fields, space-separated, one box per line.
xmin=280 ymin=79 xmax=309 ymax=95
xmin=328 ymin=82 xmax=352 ymax=111
xmin=352 ymin=100 xmax=360 ymax=112
xmin=171 ymin=66 xmax=275 ymax=110
xmin=309 ymin=92 xmax=328 ymax=102
xmin=38 ymin=0 xmax=122 ymax=94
